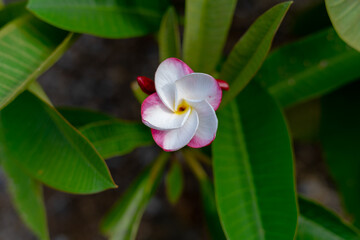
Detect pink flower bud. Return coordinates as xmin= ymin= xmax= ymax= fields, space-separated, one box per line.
xmin=137 ymin=76 xmax=156 ymax=95
xmin=216 ymin=79 xmax=229 ymax=91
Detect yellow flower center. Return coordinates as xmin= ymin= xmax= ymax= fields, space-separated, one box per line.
xmin=175 ymin=101 xmax=190 ymax=114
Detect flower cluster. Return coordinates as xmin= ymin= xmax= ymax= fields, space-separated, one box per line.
xmin=139 ymin=58 xmax=227 ymax=152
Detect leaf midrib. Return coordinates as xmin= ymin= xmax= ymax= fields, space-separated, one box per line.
xmin=267 ymin=50 xmax=357 ymax=100
xmin=230 ymin=101 xmax=265 ymax=239
xmin=0 ymin=16 xmax=72 ymax=111
xmin=44 ymin=102 xmax=114 ymax=188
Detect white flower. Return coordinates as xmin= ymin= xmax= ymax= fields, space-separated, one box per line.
xmin=141 ymin=58 xmax=222 ymax=152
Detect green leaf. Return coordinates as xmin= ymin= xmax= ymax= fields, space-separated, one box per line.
xmin=297 ymin=197 xmax=360 ymax=240
xmin=27 ymin=0 xmax=169 ymax=38
xmin=320 ymin=82 xmax=360 ymax=227
xmin=0 ymin=91 xmax=116 ymax=193
xmin=0 ymin=1 xmax=27 ymax=28
xmin=325 ymin=0 xmax=360 ymax=52
xmin=255 ymin=28 xmax=360 ymax=108
xmin=0 ymin=14 xmax=77 ymax=110
xmin=165 ymin=160 xmax=183 ymax=204
xmin=213 ymin=82 xmax=297 ymax=240
xmin=79 ymin=120 xmax=153 ymax=159
xmin=28 ymin=81 xmax=52 ymax=105
xmin=220 ymin=1 xmax=292 ymax=107
xmin=57 ymin=107 xmax=114 ymax=128
xmin=158 ymin=6 xmax=180 ymax=61
xmin=101 ymin=152 xmax=169 ymax=240
xmin=183 ymin=0 xmax=237 ymax=73
xmin=2 ymin=156 xmax=49 ymax=240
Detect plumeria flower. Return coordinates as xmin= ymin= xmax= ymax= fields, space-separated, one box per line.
xmin=139 ymin=58 xmax=228 ymax=152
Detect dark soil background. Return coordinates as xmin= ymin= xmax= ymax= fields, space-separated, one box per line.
xmin=0 ymin=0 xmax=344 ymax=239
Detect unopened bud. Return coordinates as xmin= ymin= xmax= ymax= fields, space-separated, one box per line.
xmin=216 ymin=79 xmax=229 ymax=91
xmin=137 ymin=76 xmax=156 ymax=95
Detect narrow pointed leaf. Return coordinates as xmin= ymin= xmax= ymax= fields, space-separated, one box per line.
xmin=213 ymin=82 xmax=297 ymax=239
xmin=255 ymin=28 xmax=360 ymax=108
xmin=1 ymin=156 xmax=49 ymax=240
xmin=325 ymin=0 xmax=360 ymax=52
xmin=320 ymin=82 xmax=360 ymax=227
xmin=220 ymin=1 xmax=292 ymax=106
xmin=101 ymin=152 xmax=169 ymax=239
xmin=183 ymin=0 xmax=237 ymax=73
xmin=0 ymin=14 xmax=77 ymax=110
xmin=0 ymin=91 xmax=116 ymax=193
xmin=297 ymin=197 xmax=360 ymax=240
xmin=28 ymin=81 xmax=52 ymax=105
xmin=79 ymin=120 xmax=153 ymax=159
xmin=27 ymin=0 xmax=169 ymax=38
xmin=165 ymin=160 xmax=183 ymax=204
xmin=158 ymin=6 xmax=181 ymax=61
xmin=57 ymin=107 xmax=114 ymax=128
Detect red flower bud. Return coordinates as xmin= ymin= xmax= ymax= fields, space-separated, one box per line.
xmin=216 ymin=79 xmax=229 ymax=91
xmin=137 ymin=76 xmax=156 ymax=95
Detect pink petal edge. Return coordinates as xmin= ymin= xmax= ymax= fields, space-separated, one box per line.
xmin=141 ymin=93 xmax=162 ymax=127
xmin=187 ymin=132 xmax=216 ymax=148
xmin=164 ymin=57 xmax=194 ymax=75
xmin=210 ymin=78 xmax=222 ymax=111
xmin=151 ymin=129 xmax=174 ymax=152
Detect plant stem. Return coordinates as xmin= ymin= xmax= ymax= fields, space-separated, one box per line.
xmin=183 ymin=150 xmax=207 ymax=181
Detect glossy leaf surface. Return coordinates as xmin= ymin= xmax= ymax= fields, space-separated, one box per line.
xmin=28 ymin=81 xmax=52 ymax=105
xmin=255 ymin=28 xmax=360 ymax=107
xmin=320 ymin=82 xmax=360 ymax=227
xmin=0 ymin=14 xmax=75 ymax=110
xmin=183 ymin=0 xmax=237 ymax=73
xmin=101 ymin=152 xmax=169 ymax=240
xmin=2 ymin=157 xmax=49 ymax=240
xmin=0 ymin=91 xmax=116 ymax=193
xmin=297 ymin=197 xmax=360 ymax=240
xmin=27 ymin=0 xmax=169 ymax=38
xmin=213 ymin=82 xmax=297 ymax=239
xmin=158 ymin=7 xmax=180 ymax=61
xmin=325 ymin=0 xmax=360 ymax=52
xmin=220 ymin=1 xmax=292 ymax=106
xmin=80 ymin=120 xmax=153 ymax=159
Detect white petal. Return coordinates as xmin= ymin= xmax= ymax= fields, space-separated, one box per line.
xmin=187 ymin=100 xmax=218 ymax=148
xmin=142 ymin=93 xmax=190 ymax=130
xmin=155 ymin=58 xmax=193 ymax=111
xmin=152 ymin=110 xmax=199 ymax=151
xmin=175 ymin=73 xmax=222 ymax=110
